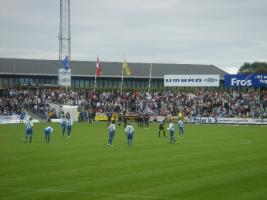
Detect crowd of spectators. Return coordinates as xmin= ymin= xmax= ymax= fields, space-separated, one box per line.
xmin=0 ymin=88 xmax=266 ymax=119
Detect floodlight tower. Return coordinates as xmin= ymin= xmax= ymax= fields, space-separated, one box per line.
xmin=59 ymin=0 xmax=71 ymax=64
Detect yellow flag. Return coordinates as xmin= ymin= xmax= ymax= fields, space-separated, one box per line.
xmin=123 ymin=58 xmax=131 ymax=76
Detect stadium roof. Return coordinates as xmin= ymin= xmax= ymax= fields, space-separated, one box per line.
xmin=0 ymin=58 xmax=227 ymax=79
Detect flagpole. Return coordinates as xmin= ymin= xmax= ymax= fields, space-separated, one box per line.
xmin=148 ymin=63 xmax=152 ymax=93
xmin=94 ymin=56 xmax=99 ymax=92
xmin=120 ymin=58 xmax=124 ymax=94
xmin=93 ymin=73 xmax=97 ymax=92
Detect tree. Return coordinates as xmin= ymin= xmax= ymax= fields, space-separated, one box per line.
xmin=238 ymin=62 xmax=267 ymax=74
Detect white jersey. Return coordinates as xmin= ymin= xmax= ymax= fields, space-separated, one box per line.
xmin=108 ymin=123 xmax=116 ymax=132
xmin=66 ymin=119 xmax=73 ymax=127
xmin=25 ymin=120 xmax=33 ymax=130
xmin=45 ymin=126 xmax=53 ymax=133
xmin=167 ymin=123 xmax=175 ymax=131
xmin=60 ymin=118 xmax=66 ymax=125
xmin=178 ymin=120 xmax=184 ymax=128
xmin=125 ymin=125 xmax=134 ymax=135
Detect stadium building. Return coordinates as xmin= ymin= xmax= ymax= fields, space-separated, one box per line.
xmin=0 ymin=58 xmax=227 ymax=89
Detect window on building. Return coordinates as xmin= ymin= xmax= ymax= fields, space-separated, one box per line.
xmin=114 ymin=80 xmax=118 ymax=88
xmin=8 ymin=78 xmax=14 ymax=87
xmin=74 ymin=80 xmax=80 ymax=88
xmin=2 ymin=78 xmax=8 ymax=87
xmin=89 ymin=79 xmax=94 ymax=88
xmin=84 ymin=80 xmax=89 ymax=88
xmin=80 ymin=80 xmax=85 ymax=88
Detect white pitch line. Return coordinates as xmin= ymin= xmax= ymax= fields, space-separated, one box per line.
xmin=2 ymin=187 xmax=178 ymax=200
xmin=85 ymin=143 xmax=162 ymax=146
xmin=239 ymin=140 xmax=251 ymax=145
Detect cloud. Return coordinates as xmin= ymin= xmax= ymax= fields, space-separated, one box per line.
xmin=0 ymin=0 xmax=267 ymax=74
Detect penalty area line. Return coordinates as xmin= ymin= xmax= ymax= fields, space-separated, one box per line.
xmin=2 ymin=187 xmax=177 ymax=200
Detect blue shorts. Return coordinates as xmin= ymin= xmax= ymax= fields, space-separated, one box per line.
xmin=127 ymin=134 xmax=133 ymax=140
xmin=45 ymin=130 xmax=51 ymax=135
xmin=109 ymin=131 xmax=115 ymax=137
xmin=26 ymin=129 xmax=33 ymax=135
xmin=169 ymin=130 xmax=174 ymax=136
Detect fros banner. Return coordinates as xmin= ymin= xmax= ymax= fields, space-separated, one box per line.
xmin=164 ymin=75 xmax=220 ymax=87
xmin=58 ymin=68 xmax=71 ymax=87
xmin=224 ymin=74 xmax=267 ymax=87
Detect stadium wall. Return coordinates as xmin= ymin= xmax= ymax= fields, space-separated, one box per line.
xmin=0 ymin=74 xmax=166 ymax=90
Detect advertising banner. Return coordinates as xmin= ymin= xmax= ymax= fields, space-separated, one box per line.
xmin=58 ymin=68 xmax=71 ymax=87
xmin=164 ymin=75 xmax=220 ymax=87
xmin=0 ymin=115 xmax=39 ymax=124
xmin=188 ymin=117 xmax=267 ymax=125
xmin=95 ymin=113 xmax=118 ymax=121
xmin=224 ymin=74 xmax=267 ymax=87
xmin=149 ymin=116 xmax=185 ymax=122
xmin=95 ymin=113 xmax=108 ymax=121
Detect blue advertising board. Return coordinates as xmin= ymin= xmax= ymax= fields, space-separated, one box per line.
xmin=224 ymin=74 xmax=267 ymax=87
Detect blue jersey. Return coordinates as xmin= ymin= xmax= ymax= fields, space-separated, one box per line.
xmin=44 ymin=126 xmax=53 ymax=134
xmin=20 ymin=112 xmax=25 ymax=120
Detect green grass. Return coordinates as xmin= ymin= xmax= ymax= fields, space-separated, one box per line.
xmin=0 ymin=122 xmax=266 ymax=200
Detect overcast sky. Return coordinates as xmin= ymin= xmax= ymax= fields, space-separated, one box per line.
xmin=0 ymin=0 xmax=267 ymax=73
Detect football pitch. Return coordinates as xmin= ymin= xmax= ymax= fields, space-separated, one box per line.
xmin=0 ymin=122 xmax=266 ymax=200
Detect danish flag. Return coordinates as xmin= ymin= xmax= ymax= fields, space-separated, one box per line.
xmin=96 ymin=57 xmax=102 ymax=77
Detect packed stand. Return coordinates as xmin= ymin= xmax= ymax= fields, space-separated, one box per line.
xmin=0 ymin=88 xmax=266 ymax=119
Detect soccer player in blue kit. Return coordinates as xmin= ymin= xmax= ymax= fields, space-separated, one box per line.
xmin=25 ymin=117 xmax=33 ymax=143
xmin=178 ymin=118 xmax=184 ymax=138
xmin=20 ymin=110 xmax=26 ymax=122
xmin=125 ymin=122 xmax=134 ymax=147
xmin=167 ymin=121 xmax=175 ymax=144
xmin=60 ymin=115 xmax=66 ymax=136
xmin=44 ymin=126 xmax=53 ymax=143
xmin=65 ymin=114 xmax=73 ymax=137
xmin=107 ymin=120 xmax=116 ymax=146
